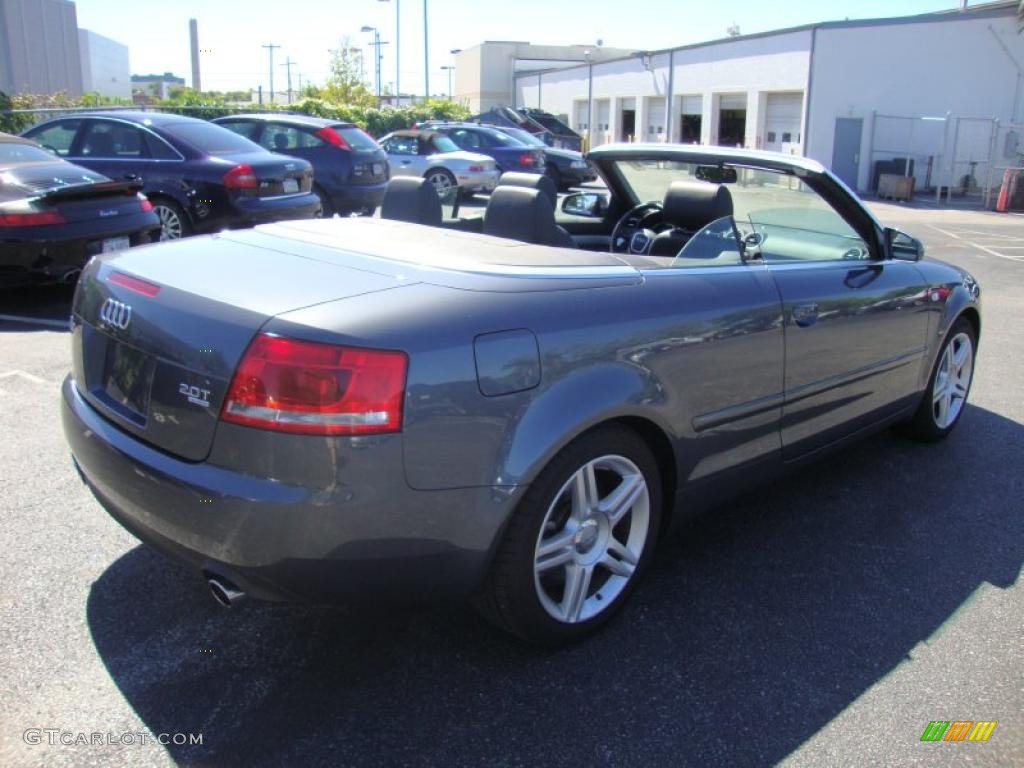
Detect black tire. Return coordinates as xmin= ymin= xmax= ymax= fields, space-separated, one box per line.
xmin=424 ymin=167 xmax=457 ymax=194
xmin=476 ymin=424 xmax=663 ymax=645
xmin=545 ymin=163 xmax=563 ymax=191
xmin=150 ymin=198 xmax=191 ymax=241
xmin=899 ymin=317 xmax=976 ymax=442
xmin=313 ymin=185 xmax=334 ymax=218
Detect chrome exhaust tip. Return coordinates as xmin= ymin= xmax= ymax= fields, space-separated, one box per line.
xmin=207 ymin=577 xmax=245 ymax=608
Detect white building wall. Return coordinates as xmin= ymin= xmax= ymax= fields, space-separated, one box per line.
xmin=806 ymin=11 xmax=1024 ymax=191
xmin=517 ymin=30 xmax=810 ymax=148
xmin=78 ymin=29 xmax=130 ymax=98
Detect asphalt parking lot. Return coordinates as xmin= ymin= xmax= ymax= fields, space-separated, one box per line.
xmin=0 ymin=201 xmax=1021 ymax=768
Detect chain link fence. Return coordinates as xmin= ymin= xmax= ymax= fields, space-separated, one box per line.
xmin=867 ymin=111 xmax=1023 ymax=209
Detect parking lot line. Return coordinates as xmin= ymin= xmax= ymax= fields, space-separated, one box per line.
xmin=969 ymin=243 xmax=1024 ymax=262
xmin=0 ymin=314 xmax=70 ymax=329
xmin=0 ymin=369 xmax=49 ymax=385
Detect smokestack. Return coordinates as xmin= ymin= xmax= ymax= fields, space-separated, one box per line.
xmin=189 ymin=18 xmax=201 ymax=92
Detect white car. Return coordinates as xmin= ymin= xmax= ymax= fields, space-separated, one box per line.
xmin=379 ymin=130 xmax=500 ymax=197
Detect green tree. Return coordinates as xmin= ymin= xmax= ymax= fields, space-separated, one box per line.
xmin=324 ymin=42 xmax=376 ymax=108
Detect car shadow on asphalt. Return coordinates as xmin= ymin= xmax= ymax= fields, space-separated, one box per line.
xmin=85 ymin=404 xmax=1023 ymax=767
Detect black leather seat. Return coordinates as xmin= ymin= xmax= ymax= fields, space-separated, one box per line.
xmin=380 ymin=177 xmax=442 ymax=226
xmin=649 ymin=181 xmax=734 ymax=257
xmin=483 ymin=186 xmax=575 ymax=248
xmin=497 ymin=171 xmax=558 ymax=206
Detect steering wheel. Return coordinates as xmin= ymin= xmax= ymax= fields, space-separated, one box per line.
xmin=610 ymin=202 xmax=664 ymax=254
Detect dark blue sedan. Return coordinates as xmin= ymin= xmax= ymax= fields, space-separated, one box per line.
xmin=22 ymin=112 xmax=320 ymax=240
xmin=214 ymin=114 xmax=389 ymax=217
xmin=423 ymin=122 xmax=545 ymax=176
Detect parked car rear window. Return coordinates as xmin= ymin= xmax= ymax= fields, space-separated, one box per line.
xmin=336 ymin=126 xmax=379 ymax=151
xmin=430 ymin=136 xmax=460 ymax=153
xmin=0 ymin=142 xmax=58 ymax=163
xmin=24 ymin=120 xmax=81 ymax=156
xmin=160 ymin=122 xmax=261 ymax=155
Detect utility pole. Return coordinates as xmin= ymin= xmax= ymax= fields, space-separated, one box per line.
xmin=423 ymin=0 xmax=430 ymax=101
xmin=281 ymin=57 xmax=297 ymax=103
xmin=298 ymin=73 xmax=303 ymax=96
xmin=262 ymin=43 xmax=280 ymax=103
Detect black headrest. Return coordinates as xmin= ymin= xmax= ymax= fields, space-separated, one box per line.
xmin=497 ymin=171 xmax=557 ymax=208
xmin=484 ymin=186 xmax=561 ymax=245
xmin=380 ymin=177 xmax=442 ymax=226
xmin=662 ymin=181 xmax=733 ymax=231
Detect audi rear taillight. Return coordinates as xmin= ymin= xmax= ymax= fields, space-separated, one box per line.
xmin=139 ymin=196 xmax=154 ymax=212
xmin=519 ymin=153 xmax=538 ymax=167
xmin=223 ymin=164 xmax=258 ymax=189
xmin=221 ymin=333 xmax=407 ymax=435
xmin=0 ymin=210 xmax=65 ymax=227
xmin=315 ymin=127 xmax=351 ymax=149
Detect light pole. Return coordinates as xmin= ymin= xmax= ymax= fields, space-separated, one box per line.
xmin=440 ymin=65 xmax=454 ymax=100
xmin=280 ymin=57 xmax=296 ymax=103
xmin=423 ymin=0 xmax=429 ymax=100
xmin=449 ymin=49 xmax=460 ymax=102
xmin=379 ymin=0 xmax=399 ymax=103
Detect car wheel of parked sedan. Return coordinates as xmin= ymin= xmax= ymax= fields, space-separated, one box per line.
xmin=478 ymin=425 xmax=662 ymax=645
xmin=901 ymin=317 xmax=976 ymax=441
xmin=424 ymin=168 xmax=457 ymax=194
xmin=151 ymin=199 xmax=190 ymax=241
xmin=312 ymin=185 xmax=334 ymax=219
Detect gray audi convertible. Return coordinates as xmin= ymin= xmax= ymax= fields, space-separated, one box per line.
xmin=61 ymin=144 xmax=980 ymax=645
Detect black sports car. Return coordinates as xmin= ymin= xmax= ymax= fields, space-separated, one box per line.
xmin=0 ymin=132 xmax=160 ymax=288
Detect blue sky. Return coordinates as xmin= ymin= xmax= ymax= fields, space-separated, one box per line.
xmin=75 ymin=0 xmax=970 ymax=95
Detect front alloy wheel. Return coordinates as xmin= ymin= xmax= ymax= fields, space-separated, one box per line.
xmin=477 ymin=425 xmax=661 ymax=645
xmin=901 ymin=316 xmax=976 ymax=441
xmin=931 ymin=331 xmax=973 ymax=429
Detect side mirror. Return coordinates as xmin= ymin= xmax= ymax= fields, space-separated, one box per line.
xmin=886 ymin=227 xmax=924 ymax=261
xmin=562 ymin=192 xmax=606 ymax=217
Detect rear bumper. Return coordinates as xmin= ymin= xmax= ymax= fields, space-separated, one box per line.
xmin=326 ymin=181 xmax=388 ymax=213
xmin=457 ymin=169 xmax=500 ymax=193
xmin=0 ymin=225 xmax=159 ymax=288
xmin=215 ymin=192 xmax=322 ymax=231
xmin=61 ymin=376 xmax=517 ymax=604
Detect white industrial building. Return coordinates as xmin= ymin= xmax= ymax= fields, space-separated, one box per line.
xmin=78 ymin=28 xmax=130 ymax=98
xmin=513 ymin=1 xmax=1024 ymax=195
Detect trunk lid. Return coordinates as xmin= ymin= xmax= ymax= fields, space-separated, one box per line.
xmin=221 ymin=151 xmax=313 ymax=198
xmin=71 ymin=233 xmax=408 ymax=461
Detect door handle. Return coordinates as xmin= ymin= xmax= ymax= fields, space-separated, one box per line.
xmin=792 ymin=303 xmax=819 ymax=327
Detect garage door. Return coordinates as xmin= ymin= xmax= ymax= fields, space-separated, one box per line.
xmin=574 ymin=101 xmax=589 ymax=134
xmin=645 ymin=97 xmax=665 ymax=141
xmin=764 ymin=92 xmax=803 ymax=153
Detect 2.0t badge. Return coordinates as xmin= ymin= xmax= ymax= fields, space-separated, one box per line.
xmin=179 ymin=383 xmax=211 ymax=408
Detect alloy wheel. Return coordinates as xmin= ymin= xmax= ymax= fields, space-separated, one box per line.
xmin=533 ymin=455 xmax=650 ymax=624
xmin=154 ymin=204 xmax=183 ymax=240
xmin=427 ymin=171 xmax=454 ymax=192
xmin=932 ymin=331 xmax=973 ymax=429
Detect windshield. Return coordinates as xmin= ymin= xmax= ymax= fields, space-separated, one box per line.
xmin=0 ymin=142 xmax=59 ymax=164
xmin=430 ymin=135 xmax=461 ymax=153
xmin=161 ymin=122 xmax=262 ymax=155
xmin=497 ymin=127 xmax=545 ymax=147
xmin=482 ymin=128 xmax=525 ymax=147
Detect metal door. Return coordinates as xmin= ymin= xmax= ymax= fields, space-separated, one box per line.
xmin=831 ymin=118 xmax=862 ymax=189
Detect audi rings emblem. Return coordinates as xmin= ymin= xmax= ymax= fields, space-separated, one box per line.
xmin=99 ymin=298 xmax=132 ymax=330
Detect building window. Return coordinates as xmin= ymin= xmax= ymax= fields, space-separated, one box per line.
xmin=767 ymin=131 xmax=776 ymax=143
